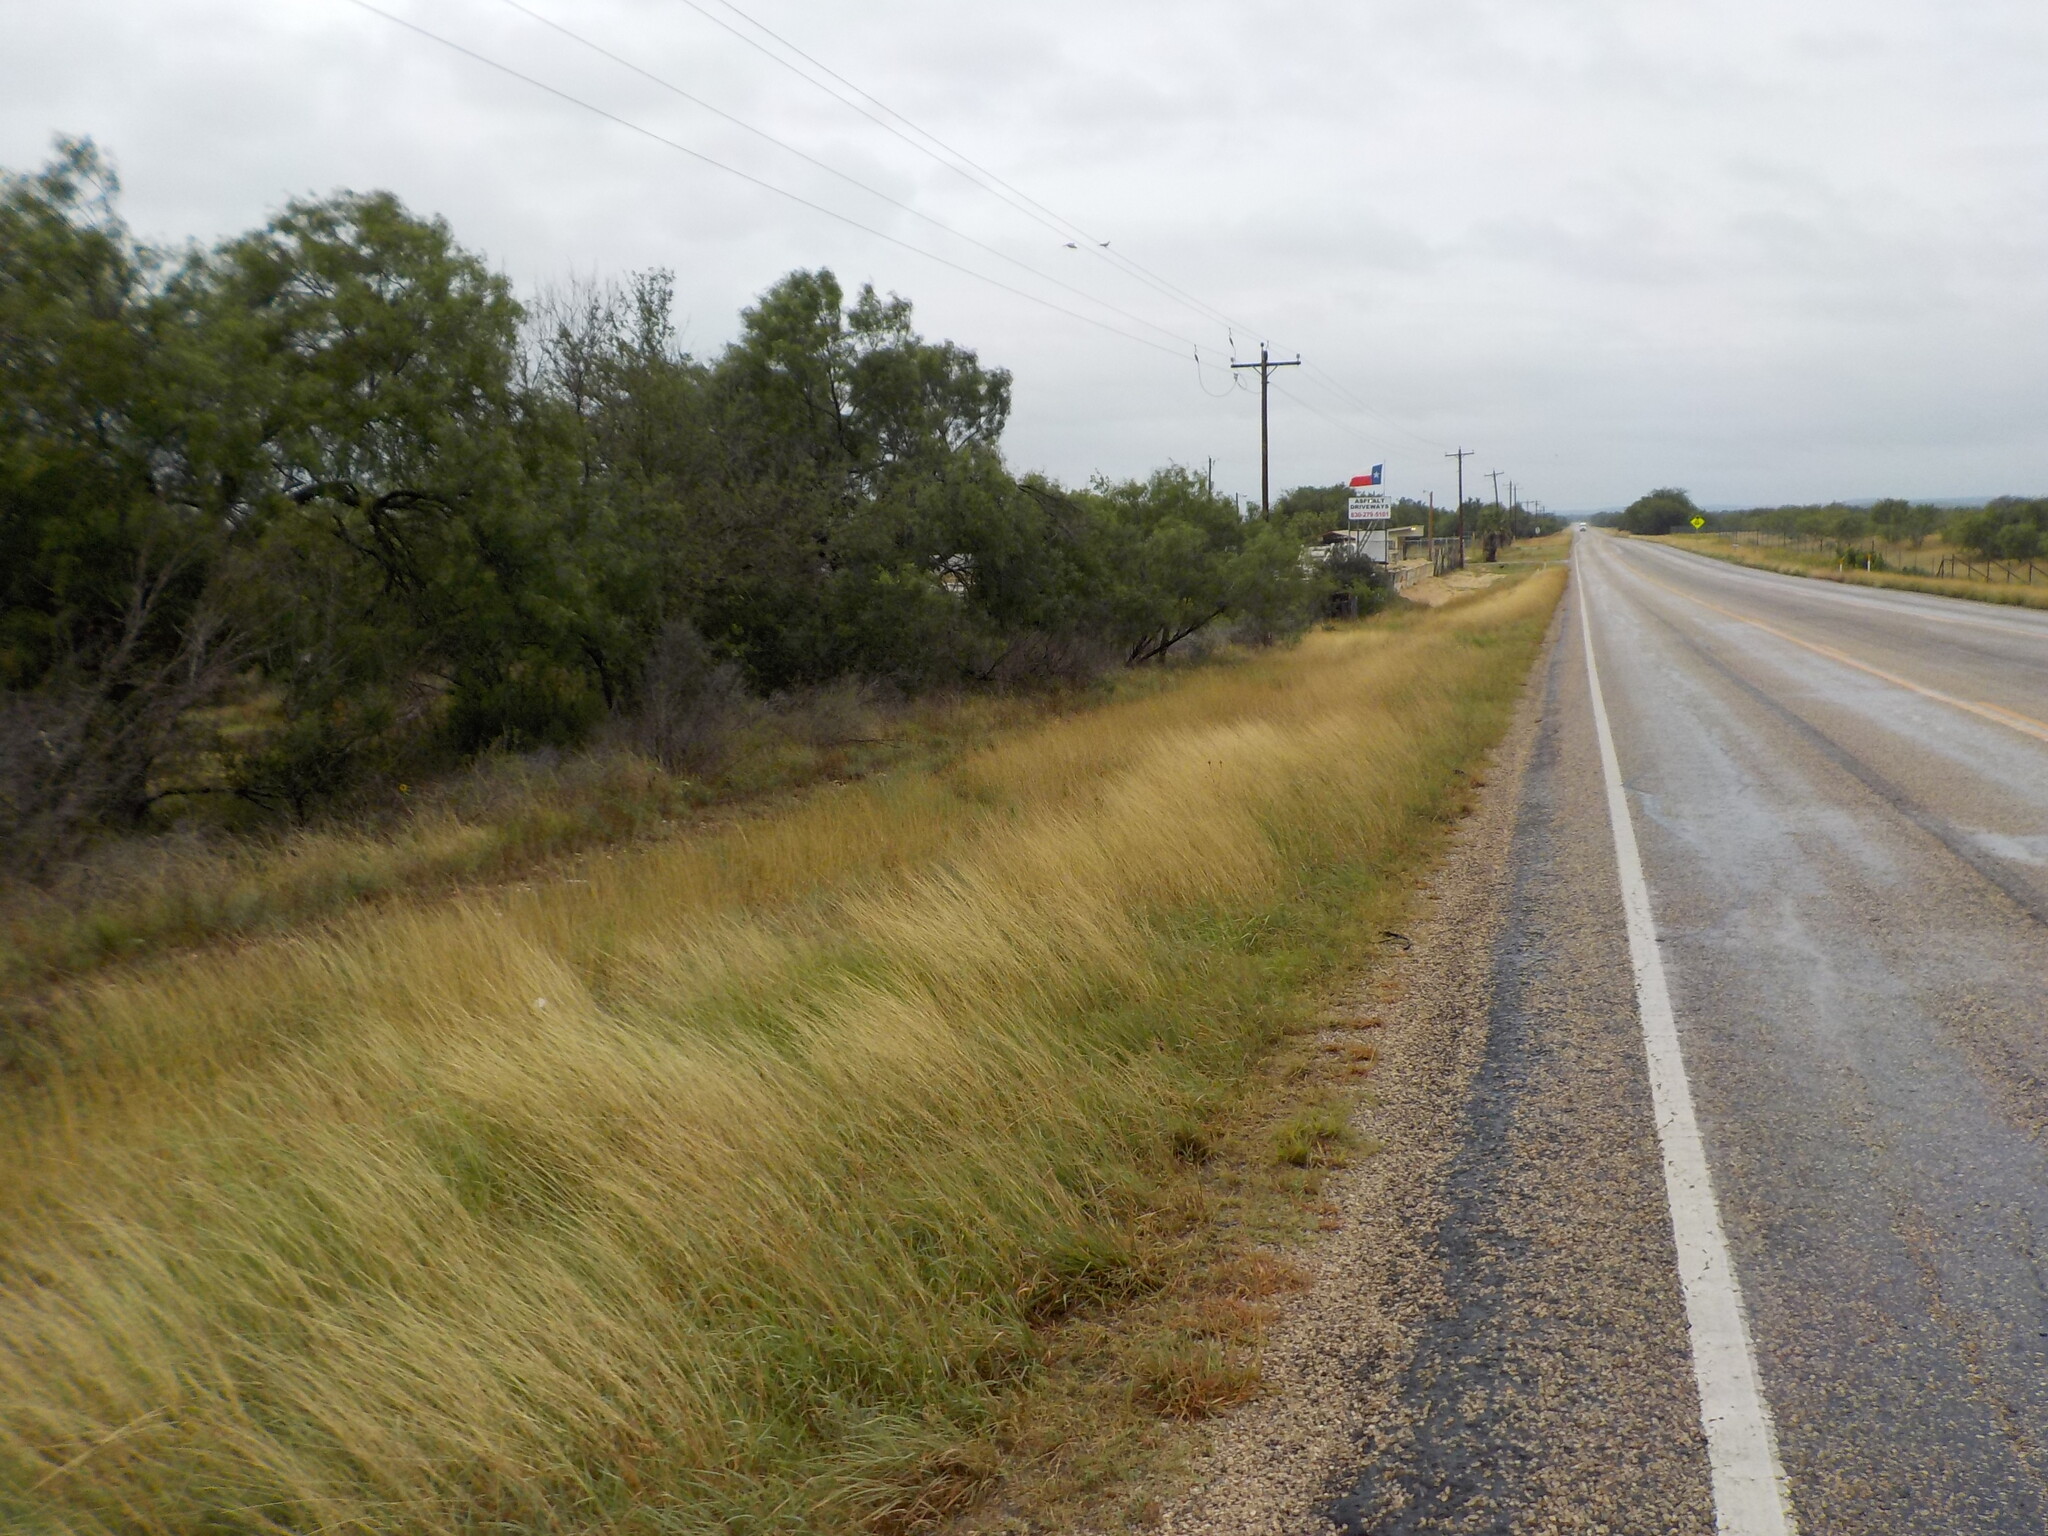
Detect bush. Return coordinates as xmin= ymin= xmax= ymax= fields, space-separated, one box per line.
xmin=1951 ymin=499 xmax=2048 ymax=560
xmin=1619 ymin=487 xmax=1699 ymax=535
xmin=1 ymin=140 xmax=1329 ymax=846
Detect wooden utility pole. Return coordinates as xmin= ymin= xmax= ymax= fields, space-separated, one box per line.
xmin=1446 ymin=447 xmax=1473 ymax=545
xmin=1231 ymin=344 xmax=1300 ymax=514
xmin=1488 ymin=469 xmax=1504 ymax=507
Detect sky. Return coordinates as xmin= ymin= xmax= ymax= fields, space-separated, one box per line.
xmin=5 ymin=0 xmax=2046 ymax=511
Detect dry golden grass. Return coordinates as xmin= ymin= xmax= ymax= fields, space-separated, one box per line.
xmin=1650 ymin=532 xmax=2048 ymax=610
xmin=1 ymin=570 xmax=1563 ymax=1534
xmin=0 ymin=689 xmax=1059 ymax=994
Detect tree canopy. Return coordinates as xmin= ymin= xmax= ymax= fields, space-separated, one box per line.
xmin=1 ymin=140 xmax=1344 ymax=862
xmin=1617 ymin=487 xmax=1698 ymax=535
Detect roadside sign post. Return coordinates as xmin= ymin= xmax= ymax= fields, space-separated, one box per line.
xmin=1347 ymin=491 xmax=1391 ymax=523
xmin=1347 ymin=476 xmax=1393 ymax=563
xmin=1343 ymin=489 xmax=1392 ymax=561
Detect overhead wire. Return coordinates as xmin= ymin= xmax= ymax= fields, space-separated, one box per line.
xmin=667 ymin=0 xmax=1262 ymax=334
xmin=677 ymin=0 xmax=1455 ymax=456
xmin=353 ymin=0 xmax=1461 ymax=465
xmin=1270 ymin=379 xmax=1365 ymax=439
xmin=1301 ymin=361 xmax=1455 ymax=452
xmin=341 ymin=0 xmax=1193 ymax=359
xmin=1192 ymin=345 xmax=1248 ymax=399
xmin=490 ymin=0 xmax=1213 ymax=354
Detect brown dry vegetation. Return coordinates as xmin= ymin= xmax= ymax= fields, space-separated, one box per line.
xmin=1 ymin=571 xmax=1564 ymax=1535
xmin=1649 ymin=531 xmax=2048 ymax=610
xmin=0 ymin=685 xmax=1073 ymax=994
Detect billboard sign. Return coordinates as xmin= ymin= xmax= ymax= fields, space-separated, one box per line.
xmin=1347 ymin=491 xmax=1392 ymax=522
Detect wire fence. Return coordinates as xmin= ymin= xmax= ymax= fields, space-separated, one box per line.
xmin=1936 ymin=555 xmax=2045 ymax=585
xmin=1694 ymin=531 xmax=2046 ymax=587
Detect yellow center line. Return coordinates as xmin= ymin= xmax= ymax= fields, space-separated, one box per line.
xmin=1613 ymin=554 xmax=2048 ymax=748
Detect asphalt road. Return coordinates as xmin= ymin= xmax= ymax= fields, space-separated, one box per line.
xmin=1332 ymin=534 xmax=2048 ymax=1532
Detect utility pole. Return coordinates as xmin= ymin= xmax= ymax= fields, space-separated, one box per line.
xmin=1488 ymin=469 xmax=1504 ymax=508
xmin=1426 ymin=490 xmax=1435 ymax=541
xmin=1446 ymin=447 xmax=1473 ymax=546
xmin=1231 ymin=343 xmax=1300 ymax=514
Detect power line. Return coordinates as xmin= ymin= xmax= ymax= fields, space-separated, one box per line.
xmin=1270 ymin=378 xmax=1357 ymax=436
xmin=527 ymin=1 xmax=1442 ymax=453
xmin=1194 ymin=345 xmax=1247 ymax=399
xmin=1446 ymin=447 xmax=1473 ymax=546
xmin=1299 ymin=361 xmax=1454 ymax=452
xmin=359 ymin=0 xmax=1466 ymax=466
xmin=1277 ymin=370 xmax=1455 ymax=464
xmin=675 ymin=0 xmax=1254 ymax=334
xmin=342 ymin=0 xmax=1190 ymax=359
xmin=669 ymin=0 xmax=1454 ymax=453
xmin=1232 ymin=344 xmax=1300 ymax=515
xmin=491 ymin=0 xmax=1210 ymax=354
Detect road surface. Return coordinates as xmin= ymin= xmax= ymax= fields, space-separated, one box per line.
xmin=1334 ymin=533 xmax=2048 ymax=1532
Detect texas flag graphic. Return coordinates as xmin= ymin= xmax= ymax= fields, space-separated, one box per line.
xmin=1349 ymin=465 xmax=1384 ymax=487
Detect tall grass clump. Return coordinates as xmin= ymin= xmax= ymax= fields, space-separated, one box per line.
xmin=0 ymin=684 xmax=1040 ymax=993
xmin=1 ymin=572 xmax=1563 ymax=1534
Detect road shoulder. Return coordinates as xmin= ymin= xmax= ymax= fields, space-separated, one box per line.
xmin=1145 ymin=581 xmax=1716 ymax=1535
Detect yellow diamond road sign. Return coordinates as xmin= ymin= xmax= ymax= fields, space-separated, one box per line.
xmin=1690 ymin=515 xmax=1706 ymax=529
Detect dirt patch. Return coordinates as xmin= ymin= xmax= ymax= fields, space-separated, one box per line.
xmin=1399 ymin=569 xmax=1509 ymax=609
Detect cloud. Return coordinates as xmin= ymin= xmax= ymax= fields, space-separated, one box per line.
xmin=4 ymin=0 xmax=2046 ymax=506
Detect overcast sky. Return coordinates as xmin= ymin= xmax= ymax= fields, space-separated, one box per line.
xmin=6 ymin=0 xmax=2046 ymax=510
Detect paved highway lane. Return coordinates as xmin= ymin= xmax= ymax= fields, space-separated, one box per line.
xmin=1579 ymin=532 xmax=2048 ymax=1531
xmin=1329 ymin=535 xmax=2048 ymax=1533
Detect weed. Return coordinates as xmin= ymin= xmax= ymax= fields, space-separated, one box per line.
xmin=1271 ymin=1101 xmax=1356 ymax=1168
xmin=0 ymin=571 xmax=1564 ymax=1532
xmin=1131 ymin=1340 xmax=1263 ymax=1421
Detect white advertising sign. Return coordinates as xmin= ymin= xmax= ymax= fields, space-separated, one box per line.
xmin=1347 ymin=492 xmax=1391 ymax=522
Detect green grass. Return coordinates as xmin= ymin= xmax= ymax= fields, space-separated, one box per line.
xmin=1 ymin=571 xmax=1565 ymax=1534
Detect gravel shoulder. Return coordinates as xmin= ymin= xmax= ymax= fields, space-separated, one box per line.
xmin=1142 ymin=581 xmax=1715 ymax=1535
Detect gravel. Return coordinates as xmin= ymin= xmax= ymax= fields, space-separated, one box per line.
xmin=1138 ymin=598 xmax=1717 ymax=1535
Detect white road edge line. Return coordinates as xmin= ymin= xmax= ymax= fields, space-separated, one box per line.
xmin=1641 ymin=538 xmax=2048 ymax=639
xmin=1576 ymin=539 xmax=1799 ymax=1536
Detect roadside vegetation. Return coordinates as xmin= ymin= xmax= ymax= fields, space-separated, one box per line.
xmin=1 ymin=569 xmax=1565 ymax=1534
xmin=3 ymin=139 xmax=1368 ymax=880
xmin=1643 ymin=533 xmax=2048 ymax=611
xmin=0 ymin=686 xmax=1071 ymax=992
xmin=1276 ymin=485 xmax=1563 ymax=550
xmin=1597 ymin=488 xmax=2048 ymax=609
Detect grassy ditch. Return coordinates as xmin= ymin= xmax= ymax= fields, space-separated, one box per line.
xmin=1 ymin=570 xmax=1564 ymax=1535
xmin=1648 ymin=532 xmax=2048 ymax=610
xmin=0 ymin=687 xmax=1084 ymax=996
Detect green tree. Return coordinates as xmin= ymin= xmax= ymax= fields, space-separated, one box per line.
xmin=1866 ymin=498 xmax=1938 ymax=547
xmin=176 ymin=189 xmax=589 ymax=801
xmin=1619 ymin=487 xmax=1699 ymax=535
xmin=696 ymin=269 xmax=1017 ymax=688
xmin=0 ymin=140 xmax=247 ymax=860
xmin=1952 ymin=499 xmax=2047 ymax=561
xmin=2 ymin=143 xmax=1338 ymax=861
xmin=1272 ymin=483 xmax=1347 ymax=541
